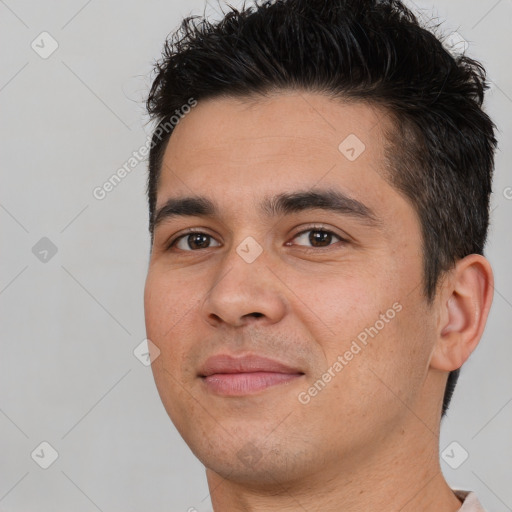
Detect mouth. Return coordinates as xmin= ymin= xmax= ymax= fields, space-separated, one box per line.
xmin=198 ymin=353 xmax=305 ymax=396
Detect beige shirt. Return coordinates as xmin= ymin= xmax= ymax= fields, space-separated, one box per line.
xmin=454 ymin=490 xmax=487 ymax=511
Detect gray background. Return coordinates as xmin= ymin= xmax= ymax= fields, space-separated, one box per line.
xmin=0 ymin=0 xmax=511 ymax=510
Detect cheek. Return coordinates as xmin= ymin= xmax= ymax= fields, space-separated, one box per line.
xmin=349 ymin=295 xmax=436 ymax=415
xmin=144 ymin=265 xmax=202 ymax=336
xmin=144 ymin=267 xmax=200 ymax=384
xmin=293 ymin=262 xmax=427 ymax=391
xmin=144 ymin=269 xmax=200 ymax=428
xmin=289 ymin=264 xmax=389 ymax=349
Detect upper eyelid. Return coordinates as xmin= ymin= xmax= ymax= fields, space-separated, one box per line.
xmin=293 ymin=225 xmax=345 ymax=239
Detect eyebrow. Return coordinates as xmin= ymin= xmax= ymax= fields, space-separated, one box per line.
xmin=152 ymin=188 xmax=382 ymax=231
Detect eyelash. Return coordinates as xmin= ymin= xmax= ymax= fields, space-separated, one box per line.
xmin=166 ymin=226 xmax=347 ymax=252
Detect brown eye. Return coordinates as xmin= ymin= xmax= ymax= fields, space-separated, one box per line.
xmin=291 ymin=229 xmax=343 ymax=248
xmin=170 ymin=232 xmax=221 ymax=251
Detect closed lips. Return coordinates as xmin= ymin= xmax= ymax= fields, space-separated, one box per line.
xmin=199 ymin=354 xmax=304 ymax=377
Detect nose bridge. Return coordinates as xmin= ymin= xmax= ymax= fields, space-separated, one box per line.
xmin=200 ymin=235 xmax=287 ymax=326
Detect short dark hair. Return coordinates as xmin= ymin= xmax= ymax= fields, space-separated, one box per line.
xmin=145 ymin=0 xmax=497 ymax=417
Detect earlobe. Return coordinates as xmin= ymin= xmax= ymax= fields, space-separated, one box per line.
xmin=430 ymin=254 xmax=494 ymax=372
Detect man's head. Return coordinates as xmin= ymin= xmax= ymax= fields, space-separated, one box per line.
xmin=143 ymin=0 xmax=495 ymax=494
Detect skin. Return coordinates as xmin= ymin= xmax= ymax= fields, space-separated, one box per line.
xmin=144 ymin=91 xmax=494 ymax=512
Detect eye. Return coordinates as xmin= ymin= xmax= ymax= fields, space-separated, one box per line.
xmin=169 ymin=231 xmax=221 ymax=251
xmin=166 ymin=227 xmax=346 ymax=252
xmin=288 ymin=228 xmax=345 ymax=249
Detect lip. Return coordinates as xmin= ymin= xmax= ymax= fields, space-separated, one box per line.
xmin=199 ymin=354 xmax=304 ymax=396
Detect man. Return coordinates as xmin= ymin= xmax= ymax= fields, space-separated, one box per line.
xmin=143 ymin=0 xmax=496 ymax=510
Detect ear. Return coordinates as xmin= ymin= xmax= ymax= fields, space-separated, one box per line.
xmin=430 ymin=254 xmax=494 ymax=372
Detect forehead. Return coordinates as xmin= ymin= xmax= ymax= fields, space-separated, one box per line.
xmin=156 ymin=91 xmax=405 ymax=224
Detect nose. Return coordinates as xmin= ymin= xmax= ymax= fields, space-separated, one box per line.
xmin=200 ymin=246 xmax=287 ymax=328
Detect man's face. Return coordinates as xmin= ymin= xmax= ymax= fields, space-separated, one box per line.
xmin=144 ymin=92 xmax=439 ymax=484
